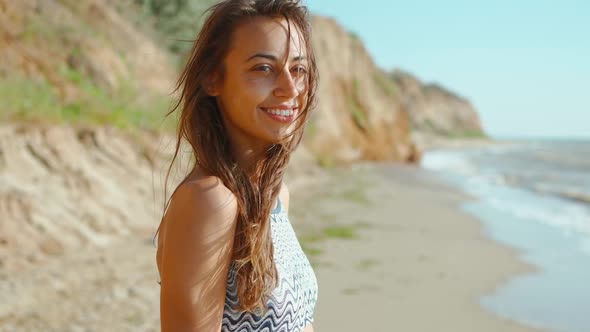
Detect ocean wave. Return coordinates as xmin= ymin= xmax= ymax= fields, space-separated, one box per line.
xmin=422 ymin=148 xmax=590 ymax=240
xmin=483 ymin=190 xmax=590 ymax=239
xmin=421 ymin=150 xmax=479 ymax=176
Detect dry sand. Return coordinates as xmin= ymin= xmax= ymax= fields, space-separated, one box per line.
xmin=0 ymin=161 xmax=545 ymax=331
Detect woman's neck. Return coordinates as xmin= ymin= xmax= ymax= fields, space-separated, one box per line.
xmin=230 ymin=140 xmax=269 ymax=179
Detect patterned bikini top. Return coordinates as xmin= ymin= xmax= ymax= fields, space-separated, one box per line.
xmin=221 ymin=198 xmax=318 ymax=332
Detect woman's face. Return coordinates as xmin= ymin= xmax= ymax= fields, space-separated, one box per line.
xmin=212 ymin=16 xmax=309 ymax=147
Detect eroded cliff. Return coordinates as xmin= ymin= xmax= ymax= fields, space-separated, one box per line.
xmin=391 ymin=69 xmax=485 ymax=141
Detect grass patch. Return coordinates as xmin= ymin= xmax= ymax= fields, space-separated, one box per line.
xmin=300 ymin=244 xmax=323 ymax=257
xmin=341 ymin=287 xmax=361 ymax=295
xmin=304 ymin=118 xmax=318 ymax=139
xmin=300 ymin=233 xmax=326 ymax=244
xmin=350 ymin=105 xmax=368 ymax=129
xmin=347 ymin=78 xmax=368 ymax=130
xmin=337 ymin=188 xmax=369 ymax=205
xmin=372 ymin=72 xmax=398 ymax=97
xmin=322 ymin=225 xmax=358 ymax=239
xmin=323 ymin=178 xmax=370 ymax=204
xmin=348 ymin=30 xmax=361 ymax=42
xmin=419 ymin=119 xmax=486 ymax=139
xmin=317 ymin=155 xmax=335 ymax=169
xmin=0 ymin=78 xmax=61 ymax=121
xmin=125 ymin=313 xmax=144 ymax=325
xmin=0 ymin=71 xmax=175 ymax=132
xmin=422 ymin=118 xmax=438 ymax=132
xmin=300 ymin=224 xmax=363 ymax=245
xmin=299 ymin=222 xmax=364 ymax=260
xmin=355 ymin=258 xmax=379 ymax=270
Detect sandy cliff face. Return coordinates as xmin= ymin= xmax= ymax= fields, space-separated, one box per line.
xmin=391 ymin=69 xmax=484 ymax=140
xmin=308 ymin=17 xmax=416 ymax=163
xmin=0 ymin=124 xmax=172 ymax=271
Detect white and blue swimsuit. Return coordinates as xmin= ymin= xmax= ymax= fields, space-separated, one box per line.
xmin=222 ymin=198 xmax=318 ymax=332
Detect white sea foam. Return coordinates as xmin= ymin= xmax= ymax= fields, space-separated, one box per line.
xmin=485 ymin=194 xmax=590 ymax=238
xmin=422 ymin=146 xmax=590 ymax=245
xmin=421 ymin=150 xmax=478 ymax=176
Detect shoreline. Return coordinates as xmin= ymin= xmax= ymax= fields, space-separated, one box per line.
xmin=420 ymin=136 xmax=517 ymax=153
xmin=421 ymin=140 xmax=590 ymax=332
xmin=290 ymin=162 xmax=545 ymax=332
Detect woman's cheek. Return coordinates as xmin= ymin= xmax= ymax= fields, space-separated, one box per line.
xmin=245 ymin=76 xmax=275 ymax=97
xmin=296 ymin=80 xmax=308 ymax=108
xmin=295 ymin=78 xmax=307 ymax=95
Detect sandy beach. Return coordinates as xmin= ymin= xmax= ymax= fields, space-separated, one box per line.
xmin=289 ymin=162 xmax=544 ymax=332
xmin=0 ymin=161 xmax=545 ymax=331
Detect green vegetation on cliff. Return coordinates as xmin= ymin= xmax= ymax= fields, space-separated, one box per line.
xmin=1 ymin=67 xmax=171 ymax=131
xmin=0 ymin=0 xmax=218 ymax=132
xmin=133 ymin=0 xmax=217 ymax=57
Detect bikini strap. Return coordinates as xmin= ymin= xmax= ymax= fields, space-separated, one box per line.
xmin=272 ymin=197 xmax=282 ymax=214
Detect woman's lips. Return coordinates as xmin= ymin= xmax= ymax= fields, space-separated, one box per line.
xmin=260 ymin=107 xmax=298 ymax=123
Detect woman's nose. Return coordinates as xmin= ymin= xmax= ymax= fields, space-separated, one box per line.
xmin=273 ymin=69 xmax=299 ymax=99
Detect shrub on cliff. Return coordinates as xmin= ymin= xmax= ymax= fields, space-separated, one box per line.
xmin=133 ymin=0 xmax=217 ymax=58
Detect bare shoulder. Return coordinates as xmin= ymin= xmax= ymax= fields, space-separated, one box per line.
xmin=166 ymin=175 xmax=236 ymax=228
xmin=172 ymin=175 xmax=237 ymax=219
xmin=158 ymin=174 xmax=238 ymax=262
xmin=158 ymin=174 xmax=238 ymax=331
xmin=159 ymin=173 xmax=238 ymax=270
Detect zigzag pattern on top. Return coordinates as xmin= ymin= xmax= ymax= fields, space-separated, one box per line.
xmin=221 ymin=199 xmax=318 ymax=332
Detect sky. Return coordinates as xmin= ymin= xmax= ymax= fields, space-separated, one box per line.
xmin=306 ymin=0 xmax=590 ymax=139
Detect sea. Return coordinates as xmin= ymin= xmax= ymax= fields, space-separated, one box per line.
xmin=421 ymin=139 xmax=590 ymax=332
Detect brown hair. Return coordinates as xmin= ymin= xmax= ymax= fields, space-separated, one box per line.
xmin=156 ymin=0 xmax=318 ymax=313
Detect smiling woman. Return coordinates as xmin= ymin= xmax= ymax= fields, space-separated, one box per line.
xmin=210 ymin=15 xmax=310 ymax=147
xmin=154 ymin=1 xmax=319 ymax=332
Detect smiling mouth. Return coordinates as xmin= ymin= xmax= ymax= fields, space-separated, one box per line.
xmin=259 ymin=107 xmax=298 ymax=123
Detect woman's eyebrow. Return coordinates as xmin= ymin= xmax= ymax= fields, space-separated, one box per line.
xmin=292 ymin=55 xmax=307 ymax=62
xmin=245 ymin=53 xmax=307 ymax=62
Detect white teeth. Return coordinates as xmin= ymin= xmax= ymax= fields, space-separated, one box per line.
xmin=264 ymin=108 xmax=294 ymax=116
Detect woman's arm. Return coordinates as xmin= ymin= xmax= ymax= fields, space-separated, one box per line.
xmin=158 ymin=177 xmax=238 ymax=332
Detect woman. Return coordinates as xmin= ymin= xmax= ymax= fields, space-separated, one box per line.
xmin=156 ymin=0 xmax=319 ymax=331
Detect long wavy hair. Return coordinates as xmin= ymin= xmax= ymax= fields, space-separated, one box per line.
xmin=156 ymin=0 xmax=318 ymax=313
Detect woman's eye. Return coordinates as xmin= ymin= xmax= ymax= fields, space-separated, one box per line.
xmin=255 ymin=65 xmax=273 ymax=73
xmin=292 ymin=66 xmax=308 ymax=75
